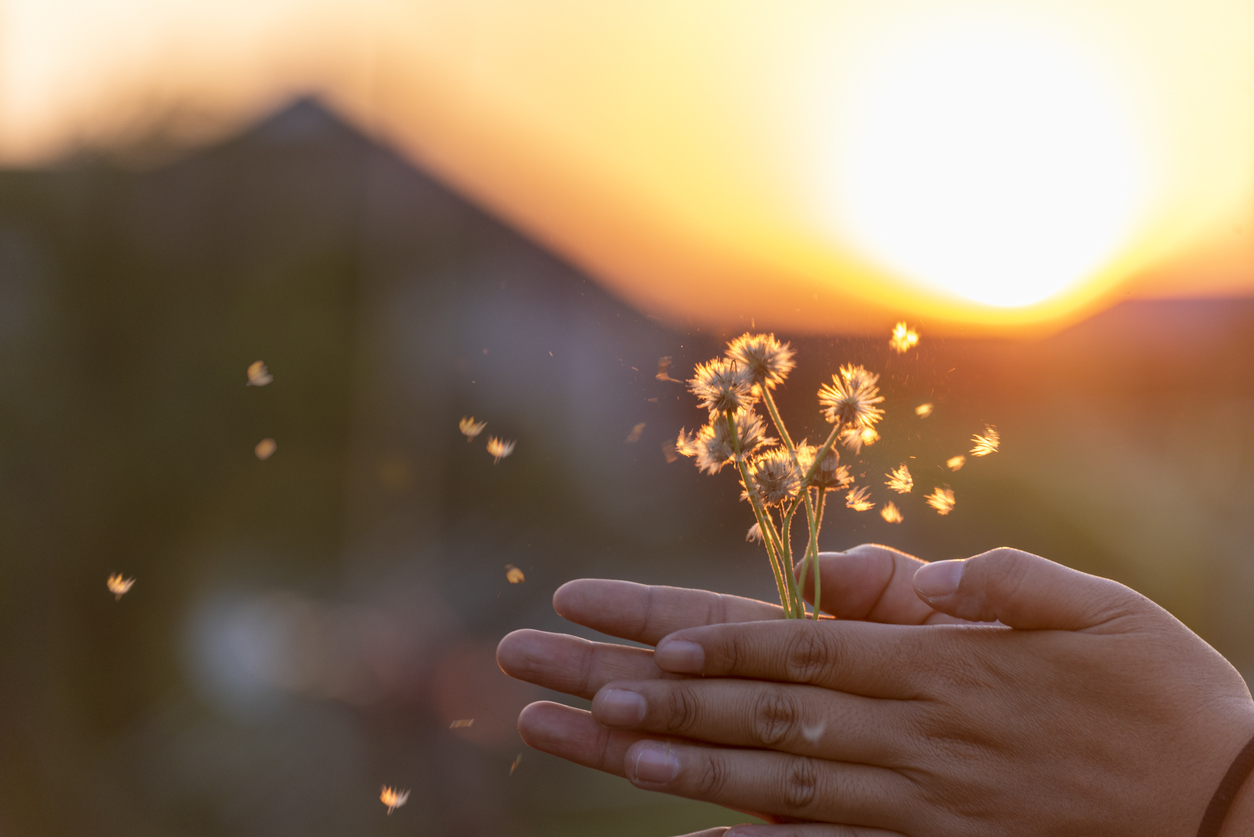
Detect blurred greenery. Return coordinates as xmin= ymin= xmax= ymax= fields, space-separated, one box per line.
xmin=0 ymin=98 xmax=1251 ymax=836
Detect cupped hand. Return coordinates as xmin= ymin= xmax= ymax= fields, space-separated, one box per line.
xmin=587 ymin=548 xmax=1254 ymax=836
xmin=496 ymin=546 xmax=943 ymax=827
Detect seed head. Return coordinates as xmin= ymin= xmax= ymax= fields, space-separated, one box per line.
xmin=885 ymin=464 xmax=913 ymax=494
xmin=725 ymin=333 xmax=796 ymax=390
xmin=796 ymin=444 xmax=852 ymax=490
xmin=818 ymin=364 xmax=884 ymax=429
xmin=486 ymin=436 xmax=516 ymax=463
xmin=915 ymin=403 xmax=934 ymax=418
xmin=688 ymin=358 xmax=756 ymax=415
xmin=971 ymin=426 xmax=1000 ymax=457
xmin=459 ymin=416 xmax=487 ymax=441
xmin=107 ymin=573 xmax=135 ymax=600
xmin=677 ymin=409 xmax=773 ymax=475
xmin=845 ymin=485 xmax=874 ymax=511
xmin=946 ymin=455 xmax=966 ymax=471
xmin=880 ymin=502 xmax=903 ymax=523
xmin=380 ymin=786 xmax=410 ymax=814
xmin=925 ymin=486 xmax=956 ymax=515
xmin=745 ymin=522 xmax=763 ymax=543
xmin=840 ymin=424 xmax=880 ymax=454
xmin=889 ymin=322 xmax=920 ymax=354
xmin=741 ymin=448 xmax=802 ymax=507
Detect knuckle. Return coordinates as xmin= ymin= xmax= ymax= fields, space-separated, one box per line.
xmin=783 ymin=628 xmax=834 ymax=684
xmin=663 ymin=685 xmax=702 ymax=735
xmin=779 ymin=757 xmax=821 ymax=812
xmin=750 ymin=688 xmax=799 ymax=748
xmin=693 ymin=751 xmax=728 ymax=798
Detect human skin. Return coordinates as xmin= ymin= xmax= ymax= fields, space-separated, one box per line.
xmin=496 ymin=546 xmax=1254 ymax=836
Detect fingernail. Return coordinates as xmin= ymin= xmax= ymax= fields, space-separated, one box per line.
xmin=627 ymin=740 xmax=680 ymax=786
xmin=915 ymin=559 xmax=964 ymax=599
xmin=654 ymin=639 xmax=704 ymax=672
xmin=595 ymin=688 xmax=646 ymax=726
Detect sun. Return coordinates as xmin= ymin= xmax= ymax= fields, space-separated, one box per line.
xmin=830 ymin=15 xmax=1151 ymax=309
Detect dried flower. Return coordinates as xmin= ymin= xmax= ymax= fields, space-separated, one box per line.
xmin=925 ymin=487 xmax=956 ymax=515
xmin=947 ymin=455 xmax=966 ymax=471
xmin=746 ymin=522 xmax=763 ymax=543
xmin=107 ymin=573 xmax=134 ymax=600
xmin=725 ymin=332 xmax=796 ymax=389
xmin=880 ymin=502 xmax=903 ymax=523
xmin=624 ymin=422 xmax=646 ymax=444
xmin=741 ymin=448 xmax=802 ymax=507
xmin=846 ymin=485 xmax=875 ymax=511
xmin=688 ymin=358 xmax=756 ymax=414
xmin=246 ymin=360 xmax=273 ymax=387
xmin=885 ymin=464 xmax=913 ymax=494
xmin=818 ymin=364 xmax=884 ymax=430
xmin=889 ymin=322 xmax=920 ymax=354
xmin=459 ymin=416 xmax=487 ymax=440
xmin=255 ymin=438 xmax=277 ymax=460
xmin=915 ymin=403 xmax=934 ymax=418
xmin=486 ymin=436 xmax=516 ymax=463
xmin=796 ymin=444 xmax=852 ymax=490
xmin=677 ymin=409 xmax=773 ymax=475
xmin=971 ymin=426 xmax=1000 ymax=456
xmin=505 ymin=564 xmax=525 ymax=584
xmin=381 ymin=786 xmax=409 ymax=814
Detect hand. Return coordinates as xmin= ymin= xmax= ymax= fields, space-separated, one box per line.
xmin=581 ymin=548 xmax=1254 ymax=836
xmin=497 ymin=546 xmax=948 ymax=826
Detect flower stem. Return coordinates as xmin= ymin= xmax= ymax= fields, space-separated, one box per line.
xmin=728 ymin=410 xmax=793 ymax=615
xmin=810 ymin=488 xmax=827 ymax=618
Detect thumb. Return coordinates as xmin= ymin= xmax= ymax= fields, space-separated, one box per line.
xmin=912 ymin=548 xmax=1151 ymax=631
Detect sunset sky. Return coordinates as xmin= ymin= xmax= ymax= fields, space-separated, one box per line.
xmin=2 ymin=0 xmax=1252 ymax=333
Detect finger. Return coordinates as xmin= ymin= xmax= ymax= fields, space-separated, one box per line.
xmin=794 ymin=546 xmax=967 ymax=625
xmin=592 ymin=679 xmax=910 ymax=766
xmin=554 ymin=579 xmax=784 ymax=644
xmin=674 ymin=830 xmax=731 ymax=837
xmin=725 ymin=824 xmax=904 ymax=836
xmin=913 ymin=547 xmax=1155 ymax=631
xmin=498 ymin=629 xmax=681 ymax=698
xmin=518 ymin=700 xmax=645 ymax=777
xmin=653 ymin=621 xmax=930 ymax=699
xmin=621 ymin=737 xmax=910 ymax=828
xmin=520 ymin=701 xmax=792 ymax=824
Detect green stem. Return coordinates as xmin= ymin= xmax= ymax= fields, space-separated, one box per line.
xmin=728 ymin=411 xmax=792 ymax=615
xmin=810 ymin=488 xmax=827 ymax=619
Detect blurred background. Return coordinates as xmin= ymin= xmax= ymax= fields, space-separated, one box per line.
xmin=1 ymin=2 xmax=1253 ymax=836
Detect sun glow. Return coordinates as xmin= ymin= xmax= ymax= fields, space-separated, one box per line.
xmin=831 ymin=15 xmax=1151 ymax=309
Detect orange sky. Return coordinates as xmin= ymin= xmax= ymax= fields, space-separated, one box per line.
xmin=1 ymin=0 xmax=1252 ymax=334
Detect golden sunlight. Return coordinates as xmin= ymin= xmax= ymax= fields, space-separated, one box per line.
xmin=2 ymin=1 xmax=1252 ymax=333
xmin=829 ymin=14 xmax=1149 ymax=309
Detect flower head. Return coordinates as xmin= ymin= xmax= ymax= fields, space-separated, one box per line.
xmin=880 ymin=502 xmax=903 ymax=523
xmin=845 ymin=485 xmax=874 ymax=511
xmin=486 ymin=436 xmax=516 ymax=463
xmin=741 ymin=448 xmax=802 ymax=507
xmin=925 ymin=487 xmax=956 ymax=515
xmin=796 ymin=444 xmax=852 ymax=490
xmin=885 ymin=464 xmax=913 ymax=494
xmin=107 ymin=573 xmax=134 ymax=600
xmin=380 ymin=786 xmax=410 ymax=814
xmin=818 ymin=364 xmax=884 ymax=429
xmin=459 ymin=416 xmax=487 ymax=441
xmin=889 ymin=322 xmax=920 ymax=354
xmin=971 ymin=426 xmax=1000 ymax=457
xmin=725 ymin=333 xmax=796 ymax=389
xmin=677 ymin=409 xmax=773 ymax=474
xmin=688 ymin=357 xmax=756 ymax=415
